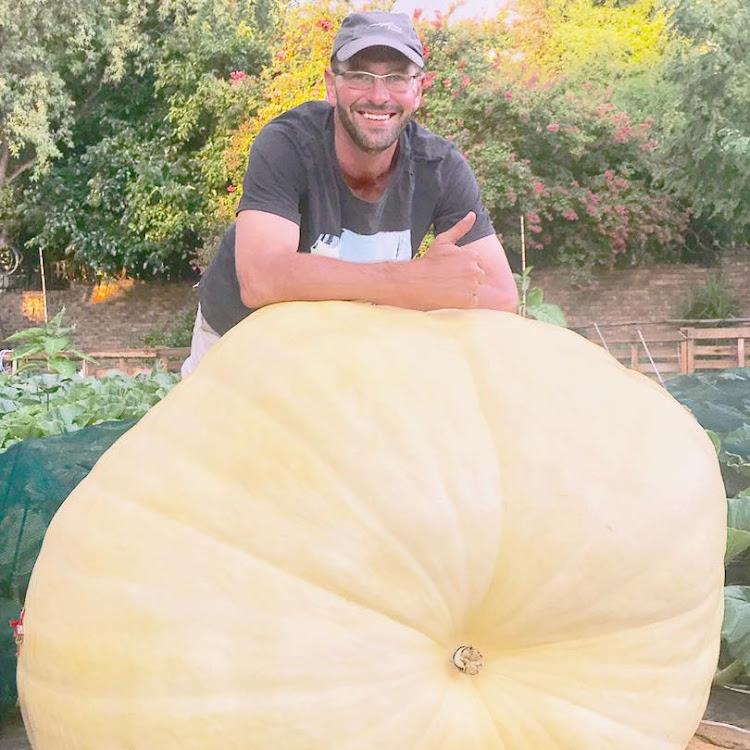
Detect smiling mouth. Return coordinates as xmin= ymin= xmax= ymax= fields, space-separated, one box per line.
xmin=358 ymin=111 xmax=397 ymax=122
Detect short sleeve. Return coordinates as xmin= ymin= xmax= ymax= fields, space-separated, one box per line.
xmin=236 ymin=123 xmax=305 ymax=225
xmin=432 ymin=149 xmax=495 ymax=246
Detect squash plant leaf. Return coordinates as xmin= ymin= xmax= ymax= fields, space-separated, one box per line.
xmin=727 ymin=494 xmax=750 ymax=564
xmin=722 ymin=586 xmax=750 ymax=668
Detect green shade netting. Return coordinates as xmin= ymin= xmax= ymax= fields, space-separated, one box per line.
xmin=0 ymin=419 xmax=136 ymax=717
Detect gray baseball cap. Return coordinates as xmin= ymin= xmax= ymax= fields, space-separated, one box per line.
xmin=332 ymin=12 xmax=425 ymax=69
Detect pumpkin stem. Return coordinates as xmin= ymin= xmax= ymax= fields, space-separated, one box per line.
xmin=452 ymin=645 xmax=483 ymax=675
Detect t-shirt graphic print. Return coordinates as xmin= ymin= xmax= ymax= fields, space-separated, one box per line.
xmin=310 ymin=229 xmax=412 ymax=263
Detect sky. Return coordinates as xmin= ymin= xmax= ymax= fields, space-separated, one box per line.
xmin=390 ymin=0 xmax=513 ymax=22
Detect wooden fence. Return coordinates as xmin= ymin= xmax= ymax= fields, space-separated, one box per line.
xmin=577 ymin=325 xmax=750 ymax=381
xmin=0 ymin=348 xmax=190 ymax=376
xmin=1 ymin=327 xmax=749 ymax=381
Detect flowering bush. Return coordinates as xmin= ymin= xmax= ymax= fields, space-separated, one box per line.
xmin=414 ymin=15 xmax=689 ymax=282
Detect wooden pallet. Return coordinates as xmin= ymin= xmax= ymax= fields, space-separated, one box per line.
xmin=689 ymin=721 xmax=750 ymax=749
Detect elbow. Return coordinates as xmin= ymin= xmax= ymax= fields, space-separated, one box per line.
xmin=501 ymin=284 xmax=520 ymax=314
xmin=236 ymin=254 xmax=276 ymax=310
xmin=480 ymin=281 xmax=519 ymax=314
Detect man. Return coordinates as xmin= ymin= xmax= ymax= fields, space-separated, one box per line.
xmin=182 ymin=11 xmax=518 ymax=377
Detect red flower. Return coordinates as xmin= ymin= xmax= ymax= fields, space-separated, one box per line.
xmin=413 ymin=8 xmax=423 ymax=20
xmin=504 ymin=91 xmax=513 ymax=101
xmin=229 ymin=70 xmax=247 ymax=83
xmin=227 ymin=185 xmax=237 ymax=193
xmin=317 ymin=18 xmax=334 ymax=31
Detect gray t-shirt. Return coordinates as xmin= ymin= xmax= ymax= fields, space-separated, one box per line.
xmin=200 ymin=100 xmax=495 ymax=335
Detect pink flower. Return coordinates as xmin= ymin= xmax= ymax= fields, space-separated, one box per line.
xmin=604 ymin=170 xmax=615 ymax=181
xmin=317 ymin=18 xmax=333 ymax=31
xmin=562 ymin=209 xmax=578 ymax=221
xmin=227 ymin=184 xmax=237 ymax=193
xmin=229 ymin=70 xmax=247 ymax=83
xmin=460 ymin=73 xmax=470 ymax=89
xmin=504 ymin=91 xmax=513 ymax=101
xmin=413 ymin=8 xmax=423 ymax=20
xmin=532 ymin=181 xmax=546 ymax=195
xmin=422 ymin=72 xmax=436 ymax=90
xmin=547 ymin=123 xmax=560 ymax=133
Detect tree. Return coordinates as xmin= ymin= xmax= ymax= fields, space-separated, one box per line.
xmin=4 ymin=0 xmax=275 ymax=279
xmin=657 ymin=0 xmax=750 ymax=238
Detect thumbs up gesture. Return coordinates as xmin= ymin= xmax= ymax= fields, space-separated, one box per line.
xmin=430 ymin=211 xmax=478 ymax=252
xmin=411 ymin=212 xmax=486 ymax=309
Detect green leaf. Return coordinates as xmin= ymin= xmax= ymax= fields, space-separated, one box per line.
xmin=722 ymin=586 xmax=750 ymax=668
xmin=727 ymin=492 xmax=750 ymax=563
xmin=55 ymin=403 xmax=86 ymax=430
xmin=43 ymin=337 xmax=69 ymax=356
xmin=12 ymin=343 xmax=44 ymax=359
xmin=706 ymin=430 xmax=722 ymax=454
xmin=49 ymin=358 xmax=77 ymax=377
xmin=526 ymin=302 xmax=568 ymax=327
xmin=5 ymin=327 xmax=46 ymax=343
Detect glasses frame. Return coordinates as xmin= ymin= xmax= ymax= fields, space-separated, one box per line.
xmin=332 ymin=69 xmax=423 ymax=93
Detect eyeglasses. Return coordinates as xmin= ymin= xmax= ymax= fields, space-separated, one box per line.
xmin=333 ymin=70 xmax=421 ymax=93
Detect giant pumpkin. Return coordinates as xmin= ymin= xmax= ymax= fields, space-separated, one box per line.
xmin=18 ymin=302 xmax=725 ymax=749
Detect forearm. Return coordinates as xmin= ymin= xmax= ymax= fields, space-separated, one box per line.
xmin=240 ymin=252 xmax=426 ymax=310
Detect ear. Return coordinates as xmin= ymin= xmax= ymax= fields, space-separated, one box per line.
xmin=324 ymin=67 xmax=337 ymax=106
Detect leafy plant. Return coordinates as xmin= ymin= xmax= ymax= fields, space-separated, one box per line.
xmin=142 ymin=308 xmax=196 ymax=348
xmin=668 ymin=369 xmax=750 ymax=688
xmin=514 ymin=266 xmax=568 ymax=326
xmin=0 ymin=369 xmax=179 ymax=452
xmin=6 ymin=309 xmax=95 ymax=376
xmin=677 ymin=274 xmax=741 ymax=320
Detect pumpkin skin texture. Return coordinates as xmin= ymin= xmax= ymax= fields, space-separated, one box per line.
xmin=18 ymin=302 xmax=725 ymax=750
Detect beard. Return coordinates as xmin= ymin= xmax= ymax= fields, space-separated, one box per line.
xmin=336 ymin=101 xmax=412 ymax=154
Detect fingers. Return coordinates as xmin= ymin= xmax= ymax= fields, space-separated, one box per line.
xmin=435 ymin=211 xmax=477 ymax=246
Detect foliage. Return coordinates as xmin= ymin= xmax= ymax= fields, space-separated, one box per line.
xmin=668 ymin=368 xmax=750 ymax=687
xmin=0 ymin=370 xmax=179 ymax=452
xmin=414 ymin=17 xmax=689 ymax=283
xmin=5 ymin=0 xmax=275 ymax=279
xmin=219 ymin=0 xmax=350 ymax=225
xmin=677 ymin=274 xmax=741 ymax=321
xmin=514 ymin=267 xmax=567 ymax=326
xmin=142 ymin=308 xmax=196 ymax=348
xmin=657 ymin=0 xmax=750 ymax=235
xmin=5 ymin=309 xmax=95 ymax=376
xmin=515 ymin=0 xmax=672 ymax=81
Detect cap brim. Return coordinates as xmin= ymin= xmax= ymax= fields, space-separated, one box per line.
xmin=335 ymin=36 xmax=424 ymax=68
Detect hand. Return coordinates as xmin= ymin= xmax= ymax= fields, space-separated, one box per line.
xmin=409 ymin=212 xmax=486 ymax=310
xmin=430 ymin=211 xmax=477 ymax=253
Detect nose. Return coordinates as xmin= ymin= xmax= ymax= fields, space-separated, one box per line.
xmin=367 ymin=77 xmax=391 ymax=104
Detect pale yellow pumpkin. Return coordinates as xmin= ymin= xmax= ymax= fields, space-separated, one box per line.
xmin=18 ymin=302 xmax=726 ymax=749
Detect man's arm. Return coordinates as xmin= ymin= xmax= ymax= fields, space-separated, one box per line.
xmin=235 ymin=209 xmax=494 ymax=312
xmin=454 ymin=232 xmax=519 ymax=313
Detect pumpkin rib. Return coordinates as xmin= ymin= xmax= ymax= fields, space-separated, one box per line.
xmin=51 ymin=479 xmax=448 ymax=649
xmin=479 ymin=669 xmax=692 ymax=749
